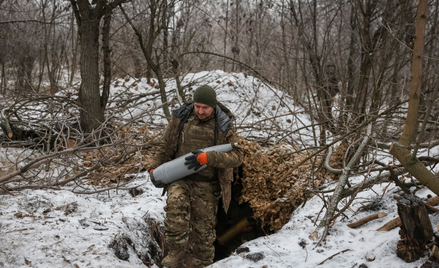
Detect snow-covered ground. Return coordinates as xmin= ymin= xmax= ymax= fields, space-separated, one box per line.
xmin=0 ymin=175 xmax=165 ymax=267
xmin=212 ymin=182 xmax=436 ymax=268
xmin=1 ymin=70 xmax=438 ymax=268
xmin=1 ymin=171 xmax=435 ymax=268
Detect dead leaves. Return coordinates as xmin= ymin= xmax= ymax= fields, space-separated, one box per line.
xmin=239 ymin=139 xmax=330 ymax=231
xmin=72 ymin=124 xmax=158 ymax=187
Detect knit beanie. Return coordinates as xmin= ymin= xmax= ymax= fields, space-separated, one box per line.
xmin=193 ymin=85 xmax=217 ymax=108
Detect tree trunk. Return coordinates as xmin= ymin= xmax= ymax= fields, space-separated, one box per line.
xmin=101 ymin=12 xmax=112 ymax=110
xmin=345 ymin=5 xmax=357 ymax=118
xmin=398 ymin=0 xmax=428 ymax=147
xmin=131 ymin=50 xmax=142 ymax=78
xmin=78 ymin=10 xmax=104 ymax=132
xmin=1 ymin=60 xmax=5 ymax=94
xmin=389 ymin=143 xmax=439 ymax=196
xmin=353 ymin=1 xmax=374 ymax=124
xmin=71 ymin=0 xmax=126 ymax=132
xmin=69 ymin=10 xmax=78 ymax=87
xmin=171 ymin=59 xmax=186 ymax=104
xmin=396 ymin=195 xmax=434 ymax=262
xmin=16 ymin=55 xmax=34 ymax=92
xmin=389 ymin=0 xmax=439 ymax=197
xmin=223 ymin=0 xmax=229 ymax=71
xmin=156 ymin=68 xmax=171 ymax=119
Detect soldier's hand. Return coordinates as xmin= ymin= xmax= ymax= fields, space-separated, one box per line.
xmin=184 ymin=151 xmax=208 ymax=171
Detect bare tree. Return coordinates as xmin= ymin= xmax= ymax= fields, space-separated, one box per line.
xmin=120 ymin=0 xmax=177 ymax=120
xmin=390 ymin=0 xmax=439 ymax=196
xmin=69 ymin=0 xmax=128 ymax=132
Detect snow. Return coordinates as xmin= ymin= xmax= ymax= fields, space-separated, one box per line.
xmin=1 ymin=70 xmax=438 ymax=268
xmin=2 ymin=176 xmax=434 ymax=267
xmin=212 ymin=185 xmax=434 ymax=268
xmin=0 ymin=175 xmax=165 ymax=267
xmin=110 ymin=70 xmax=311 ymax=145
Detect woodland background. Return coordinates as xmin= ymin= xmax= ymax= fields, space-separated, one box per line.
xmin=2 ymin=0 xmax=438 ymax=136
xmin=1 ymin=0 xmax=439 ymax=266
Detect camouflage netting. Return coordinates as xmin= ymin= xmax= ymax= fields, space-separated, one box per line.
xmin=239 ymin=139 xmax=336 ymax=232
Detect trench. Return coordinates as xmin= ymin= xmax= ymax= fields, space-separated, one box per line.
xmin=213 ymin=171 xmax=271 ymax=262
xmin=111 ymin=169 xmax=271 ymax=265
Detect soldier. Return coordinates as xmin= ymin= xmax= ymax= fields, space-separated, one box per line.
xmin=148 ymin=85 xmax=243 ymax=268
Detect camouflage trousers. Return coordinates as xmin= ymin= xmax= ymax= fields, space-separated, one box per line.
xmin=164 ymin=179 xmax=221 ymax=268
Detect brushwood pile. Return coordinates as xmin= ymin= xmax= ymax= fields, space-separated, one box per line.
xmin=238 ymin=139 xmax=342 ymax=231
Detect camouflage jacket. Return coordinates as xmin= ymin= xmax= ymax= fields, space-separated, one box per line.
xmin=150 ymin=102 xmax=243 ymax=212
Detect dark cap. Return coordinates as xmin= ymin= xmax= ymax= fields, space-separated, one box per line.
xmin=193 ymin=85 xmax=217 ymax=108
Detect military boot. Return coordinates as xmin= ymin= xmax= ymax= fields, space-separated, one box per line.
xmin=161 ymin=248 xmax=186 ymax=268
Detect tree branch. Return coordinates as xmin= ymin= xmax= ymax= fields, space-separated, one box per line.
xmin=324 ymin=146 xmax=343 ymax=175
xmin=313 ymin=124 xmax=372 ymax=246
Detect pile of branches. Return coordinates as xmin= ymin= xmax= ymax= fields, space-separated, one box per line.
xmin=239 ymin=139 xmax=340 ymax=231
xmin=0 ymin=95 xmax=81 ymax=149
xmin=0 ymin=89 xmax=163 ymax=194
xmin=76 ymin=123 xmax=159 ymax=188
xmin=0 ymin=120 xmax=158 ymax=193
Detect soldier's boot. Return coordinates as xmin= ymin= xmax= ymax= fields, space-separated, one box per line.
xmin=161 ymin=247 xmax=186 ymax=268
xmin=191 ymin=257 xmax=211 ymax=268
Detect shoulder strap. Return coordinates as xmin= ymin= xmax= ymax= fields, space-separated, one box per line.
xmin=215 ymin=104 xmax=232 ymax=136
xmin=173 ymin=103 xmax=194 ymax=138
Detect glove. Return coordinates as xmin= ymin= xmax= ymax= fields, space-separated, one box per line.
xmin=184 ymin=151 xmax=208 ymax=171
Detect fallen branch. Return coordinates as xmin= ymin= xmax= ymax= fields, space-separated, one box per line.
xmin=278 ymin=101 xmax=405 ymax=184
xmin=427 ymin=196 xmax=439 ymax=206
xmin=347 ymin=212 xmax=387 ymax=228
xmin=375 ymin=161 xmax=411 ymax=194
xmin=0 ymin=113 xmax=152 ymax=185
xmin=432 ymin=245 xmax=439 ymax=261
xmin=375 ymin=139 xmax=439 ymax=150
xmin=424 ymin=203 xmax=439 ymax=213
xmin=377 ymin=217 xmax=402 ymax=231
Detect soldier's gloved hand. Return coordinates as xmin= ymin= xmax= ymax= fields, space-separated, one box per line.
xmin=184 ymin=151 xmax=208 ymax=171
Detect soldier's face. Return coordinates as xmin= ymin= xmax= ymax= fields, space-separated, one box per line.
xmin=194 ymin=102 xmax=214 ymax=120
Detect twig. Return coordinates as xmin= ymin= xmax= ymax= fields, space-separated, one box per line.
xmin=304 ymin=244 xmax=308 ymax=262
xmin=278 ymin=101 xmax=405 ymax=184
xmin=317 ymin=249 xmax=351 ymax=266
xmin=71 ymin=183 xmax=145 ymax=195
xmin=0 ymin=185 xmax=15 ymax=195
xmin=4 ymin=227 xmax=35 ymax=233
